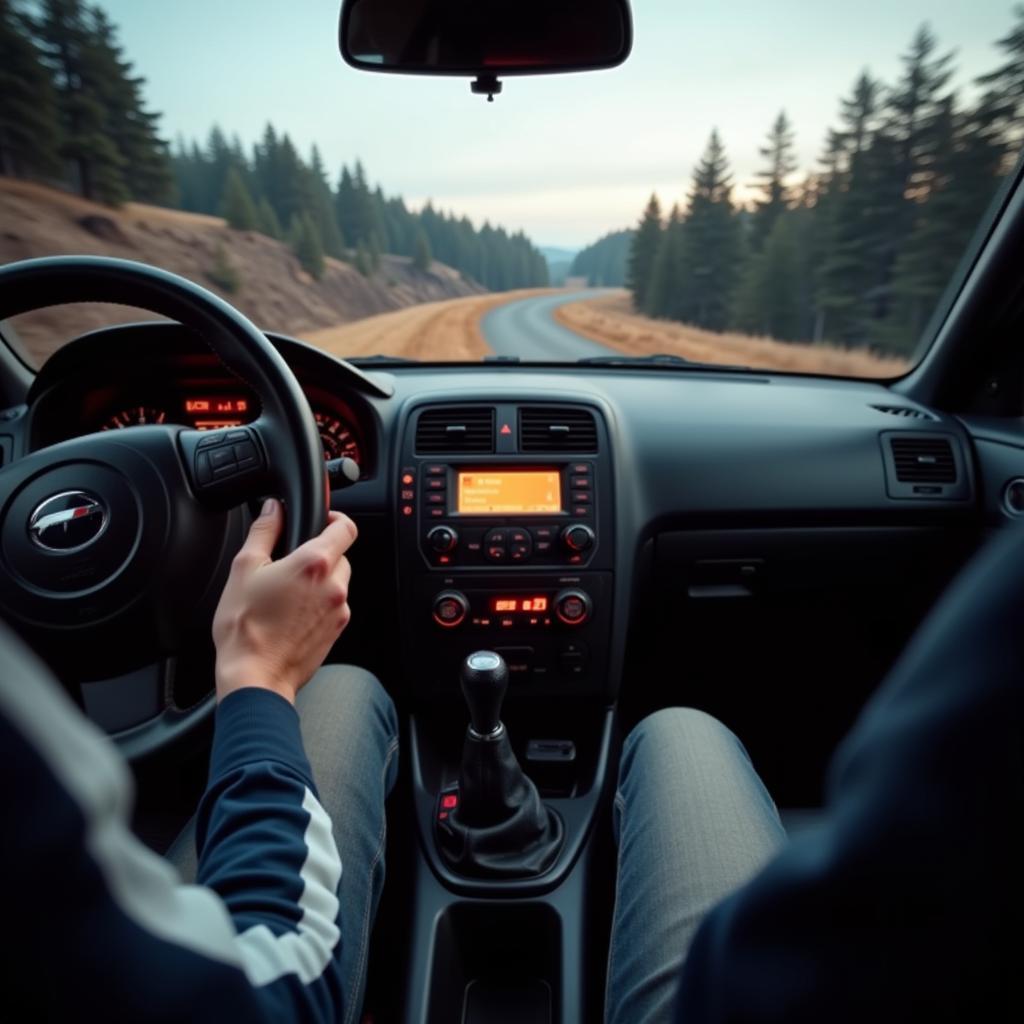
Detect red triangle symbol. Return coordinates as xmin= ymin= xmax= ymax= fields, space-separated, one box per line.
xmin=500 ymin=424 xmax=512 ymax=435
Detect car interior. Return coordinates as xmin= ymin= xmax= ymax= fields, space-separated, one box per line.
xmin=2 ymin=1 xmax=1024 ymax=1022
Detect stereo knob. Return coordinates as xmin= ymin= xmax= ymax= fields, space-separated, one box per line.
xmin=427 ymin=525 xmax=459 ymax=553
xmin=555 ymin=588 xmax=592 ymax=627
xmin=432 ymin=590 xmax=469 ymax=629
xmin=562 ymin=523 xmax=595 ymax=554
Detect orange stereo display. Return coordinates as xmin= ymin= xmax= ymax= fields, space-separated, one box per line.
xmin=457 ymin=470 xmax=562 ymax=515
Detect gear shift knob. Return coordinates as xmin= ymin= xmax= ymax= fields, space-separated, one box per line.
xmin=460 ymin=650 xmax=509 ymax=737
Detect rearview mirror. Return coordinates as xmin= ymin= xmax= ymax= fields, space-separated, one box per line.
xmin=339 ymin=0 xmax=633 ymax=98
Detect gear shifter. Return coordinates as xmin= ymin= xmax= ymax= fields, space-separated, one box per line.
xmin=437 ymin=651 xmax=564 ymax=878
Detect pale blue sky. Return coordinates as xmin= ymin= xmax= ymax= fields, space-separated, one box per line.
xmin=100 ymin=0 xmax=1017 ymax=248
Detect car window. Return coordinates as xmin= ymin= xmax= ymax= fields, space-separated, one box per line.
xmin=1 ymin=0 xmax=1021 ymax=377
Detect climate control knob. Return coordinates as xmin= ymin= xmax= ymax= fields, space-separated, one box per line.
xmin=555 ymin=588 xmax=592 ymax=627
xmin=432 ymin=590 xmax=469 ymax=629
xmin=562 ymin=523 xmax=595 ymax=555
xmin=427 ymin=525 xmax=459 ymax=553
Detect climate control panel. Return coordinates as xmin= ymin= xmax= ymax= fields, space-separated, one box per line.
xmin=430 ymin=587 xmax=594 ymax=630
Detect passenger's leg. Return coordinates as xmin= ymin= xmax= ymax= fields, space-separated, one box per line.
xmin=166 ymin=665 xmax=399 ymax=1024
xmin=604 ymin=708 xmax=786 ymax=1024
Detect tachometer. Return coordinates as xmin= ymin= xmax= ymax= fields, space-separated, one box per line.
xmin=315 ymin=411 xmax=361 ymax=465
xmin=102 ymin=406 xmax=167 ymax=429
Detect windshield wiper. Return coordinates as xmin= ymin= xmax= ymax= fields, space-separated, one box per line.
xmin=578 ymin=353 xmax=752 ymax=371
xmin=347 ymin=354 xmax=417 ymax=364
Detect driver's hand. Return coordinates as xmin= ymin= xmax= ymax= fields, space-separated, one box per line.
xmin=212 ymin=498 xmax=356 ymax=704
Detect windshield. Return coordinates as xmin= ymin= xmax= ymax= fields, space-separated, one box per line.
xmin=1 ymin=0 xmax=1021 ymax=377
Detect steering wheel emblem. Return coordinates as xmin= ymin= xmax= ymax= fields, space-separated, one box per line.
xmin=28 ymin=491 xmax=109 ymax=552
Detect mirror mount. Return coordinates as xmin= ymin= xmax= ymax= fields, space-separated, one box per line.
xmin=470 ymin=74 xmax=503 ymax=103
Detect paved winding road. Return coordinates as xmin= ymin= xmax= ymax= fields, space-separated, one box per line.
xmin=481 ymin=289 xmax=618 ymax=360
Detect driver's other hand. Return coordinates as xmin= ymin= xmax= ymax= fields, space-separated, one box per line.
xmin=213 ymin=498 xmax=357 ymax=705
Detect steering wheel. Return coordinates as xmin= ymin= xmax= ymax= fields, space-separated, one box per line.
xmin=0 ymin=256 xmax=327 ymax=757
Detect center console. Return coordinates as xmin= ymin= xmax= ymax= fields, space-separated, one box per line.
xmin=396 ymin=401 xmax=615 ymax=699
xmin=395 ymin=400 xmax=617 ymax=1024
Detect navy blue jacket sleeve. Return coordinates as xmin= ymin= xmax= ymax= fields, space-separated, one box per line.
xmin=673 ymin=527 xmax=1024 ymax=1021
xmin=0 ymin=629 xmax=347 ymax=1024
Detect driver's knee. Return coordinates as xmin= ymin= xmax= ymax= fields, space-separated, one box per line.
xmin=296 ymin=665 xmax=400 ymax=795
xmin=618 ymin=707 xmax=746 ymax=794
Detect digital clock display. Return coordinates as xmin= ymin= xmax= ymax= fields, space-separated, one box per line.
xmin=490 ymin=596 xmax=549 ymax=613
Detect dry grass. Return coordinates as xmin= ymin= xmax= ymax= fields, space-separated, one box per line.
xmin=555 ymin=290 xmax=910 ymax=379
xmin=305 ymin=288 xmax=556 ymax=361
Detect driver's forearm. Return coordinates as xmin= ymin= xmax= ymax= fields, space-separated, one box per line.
xmin=195 ymin=687 xmax=346 ymax=1020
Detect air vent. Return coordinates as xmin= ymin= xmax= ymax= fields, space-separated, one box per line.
xmin=415 ymin=407 xmax=495 ymax=454
xmin=519 ymin=406 xmax=598 ymax=453
xmin=872 ymin=404 xmax=938 ymax=421
xmin=890 ymin=436 xmax=957 ymax=483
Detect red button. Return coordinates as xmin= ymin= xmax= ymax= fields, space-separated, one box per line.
xmin=442 ymin=794 xmax=458 ymax=810
xmin=402 ymin=505 xmax=414 ymax=517
xmin=401 ymin=473 xmax=414 ymax=485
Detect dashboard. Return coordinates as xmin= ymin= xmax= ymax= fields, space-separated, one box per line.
xmin=10 ymin=317 xmax=1024 ymax=804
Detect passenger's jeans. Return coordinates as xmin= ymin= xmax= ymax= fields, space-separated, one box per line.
xmin=604 ymin=708 xmax=787 ymax=1024
xmin=166 ymin=666 xmax=400 ymax=1024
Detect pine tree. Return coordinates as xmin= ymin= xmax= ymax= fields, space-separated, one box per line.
xmin=221 ymin=165 xmax=257 ymax=229
xmin=289 ymin=212 xmax=324 ymax=279
xmin=976 ymin=4 xmax=1024 ymax=142
xmin=86 ymin=6 xmax=173 ymax=204
xmin=353 ymin=241 xmax=372 ymax=277
xmin=749 ymin=111 xmax=797 ymax=253
xmin=36 ymin=0 xmax=127 ymax=203
xmin=735 ymin=215 xmax=802 ymax=340
xmin=0 ymin=0 xmax=62 ymax=179
xmin=627 ymin=193 xmax=662 ymax=312
xmin=676 ymin=129 xmax=741 ymax=331
xmin=255 ymin=195 xmax=282 ymax=239
xmin=646 ymin=206 xmax=685 ymax=319
xmin=413 ymin=228 xmax=432 ymax=271
xmin=815 ymin=72 xmax=884 ymax=344
xmin=307 ymin=145 xmax=345 ymax=258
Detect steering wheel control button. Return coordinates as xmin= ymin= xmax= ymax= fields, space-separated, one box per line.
xmin=197 ymin=433 xmax=225 ymax=450
xmin=432 ymin=590 xmax=469 ymax=628
xmin=209 ymin=446 xmax=236 ymax=472
xmin=555 ymin=589 xmax=593 ymax=627
xmin=233 ymin=440 xmax=257 ymax=466
xmin=28 ymin=491 xmax=108 ymax=553
xmin=427 ymin=526 xmax=459 ymax=553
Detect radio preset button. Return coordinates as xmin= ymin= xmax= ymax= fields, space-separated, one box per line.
xmin=426 ymin=478 xmax=445 ymax=490
xmin=571 ymin=491 xmax=592 ymax=504
xmin=570 ymin=476 xmax=591 ymax=489
xmin=426 ymin=465 xmax=446 ymax=476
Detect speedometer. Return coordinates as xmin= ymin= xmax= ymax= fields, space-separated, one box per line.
xmin=315 ymin=411 xmax=361 ymax=465
xmin=103 ymin=407 xmax=167 ymax=429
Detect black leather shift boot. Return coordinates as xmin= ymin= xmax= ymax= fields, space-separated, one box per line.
xmin=438 ymin=727 xmax=564 ymax=878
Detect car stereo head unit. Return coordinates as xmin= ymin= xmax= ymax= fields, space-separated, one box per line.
xmin=401 ymin=461 xmax=597 ymax=568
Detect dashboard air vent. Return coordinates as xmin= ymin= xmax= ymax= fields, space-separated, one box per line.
xmin=519 ymin=406 xmax=598 ymax=453
xmin=890 ymin=436 xmax=957 ymax=484
xmin=872 ymin=404 xmax=937 ymax=421
xmin=416 ymin=407 xmax=495 ymax=454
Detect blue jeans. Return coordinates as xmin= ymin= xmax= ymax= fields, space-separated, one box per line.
xmin=167 ymin=666 xmax=400 ymax=1024
xmin=605 ymin=708 xmax=787 ymax=1024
